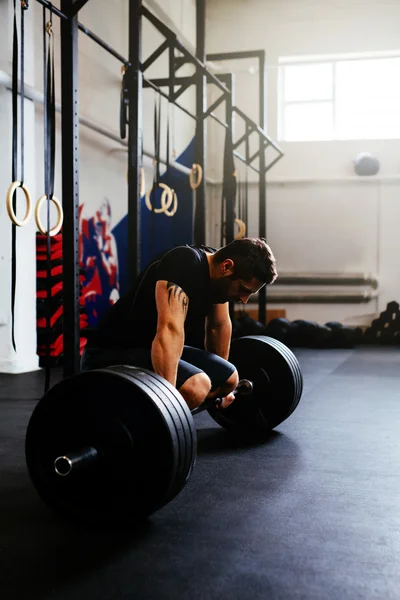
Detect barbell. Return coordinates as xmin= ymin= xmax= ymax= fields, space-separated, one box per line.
xmin=25 ymin=335 xmax=303 ymax=525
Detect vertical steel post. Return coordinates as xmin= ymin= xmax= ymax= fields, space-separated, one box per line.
xmin=128 ymin=0 xmax=143 ymax=279
xmin=221 ymin=74 xmax=235 ymax=244
xmin=193 ymin=0 xmax=206 ymax=245
xmin=169 ymin=37 xmax=175 ymax=102
xmin=61 ymin=0 xmax=80 ymax=377
xmin=258 ymin=50 xmax=267 ymax=325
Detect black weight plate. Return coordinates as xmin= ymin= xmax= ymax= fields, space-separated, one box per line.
xmin=249 ymin=335 xmax=303 ymax=421
xmin=25 ymin=367 xmax=196 ymax=525
xmin=109 ymin=366 xmax=194 ymax=496
xmin=111 ymin=365 xmax=196 ymax=501
xmin=254 ymin=336 xmax=303 ymax=415
xmin=207 ymin=336 xmax=303 ymax=434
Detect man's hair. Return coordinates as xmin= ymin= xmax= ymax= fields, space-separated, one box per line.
xmin=213 ymin=238 xmax=277 ymax=284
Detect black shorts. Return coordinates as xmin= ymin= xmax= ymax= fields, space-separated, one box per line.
xmin=80 ymin=345 xmax=236 ymax=391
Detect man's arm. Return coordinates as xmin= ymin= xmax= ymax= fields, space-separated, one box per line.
xmin=151 ymin=280 xmax=189 ymax=387
xmin=205 ymin=303 xmax=232 ymax=360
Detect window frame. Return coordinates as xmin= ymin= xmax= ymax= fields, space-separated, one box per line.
xmin=278 ymin=51 xmax=400 ymax=142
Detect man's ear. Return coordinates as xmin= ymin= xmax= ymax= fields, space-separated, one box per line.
xmin=221 ymin=259 xmax=235 ymax=277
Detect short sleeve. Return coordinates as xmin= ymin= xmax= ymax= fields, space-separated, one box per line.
xmin=156 ymin=246 xmax=201 ymax=299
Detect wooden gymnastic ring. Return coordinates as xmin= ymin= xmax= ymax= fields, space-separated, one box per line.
xmin=162 ymin=189 xmax=178 ymax=217
xmin=222 ymin=218 xmax=247 ymax=240
xmin=6 ymin=181 xmax=32 ymax=227
xmin=35 ymin=195 xmax=64 ymax=236
xmin=189 ymin=164 xmax=203 ymax=190
xmin=145 ymin=183 xmax=173 ymax=214
xmin=235 ymin=218 xmax=246 ymax=239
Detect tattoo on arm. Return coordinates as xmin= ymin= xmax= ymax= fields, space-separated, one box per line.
xmin=166 ymin=282 xmax=188 ymax=313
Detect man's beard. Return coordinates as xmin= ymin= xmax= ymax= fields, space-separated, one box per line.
xmin=210 ymin=276 xmax=234 ymax=304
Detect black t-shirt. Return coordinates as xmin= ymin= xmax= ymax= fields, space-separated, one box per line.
xmin=90 ymin=245 xmax=215 ymax=350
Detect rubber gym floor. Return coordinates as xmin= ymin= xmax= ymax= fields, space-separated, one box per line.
xmin=1 ymin=347 xmax=399 ymax=600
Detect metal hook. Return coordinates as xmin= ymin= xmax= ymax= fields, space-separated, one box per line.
xmin=46 ymin=21 xmax=53 ymax=36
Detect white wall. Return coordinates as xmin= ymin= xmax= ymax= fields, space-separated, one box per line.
xmin=0 ymin=0 xmax=38 ymax=372
xmin=0 ymin=0 xmax=196 ymax=373
xmin=206 ymin=0 xmax=400 ymax=324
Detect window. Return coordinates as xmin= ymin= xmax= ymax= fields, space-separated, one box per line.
xmin=279 ymin=54 xmax=400 ymax=141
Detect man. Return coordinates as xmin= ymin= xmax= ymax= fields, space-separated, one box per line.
xmin=81 ymin=238 xmax=277 ymax=411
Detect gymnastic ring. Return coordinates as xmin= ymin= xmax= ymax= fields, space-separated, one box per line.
xmin=6 ymin=181 xmax=32 ymax=227
xmin=162 ymin=189 xmax=178 ymax=217
xmin=145 ymin=183 xmax=173 ymax=214
xmin=222 ymin=218 xmax=247 ymax=240
xmin=189 ymin=163 xmax=203 ymax=190
xmin=35 ymin=195 xmax=64 ymax=236
xmin=235 ymin=218 xmax=246 ymax=239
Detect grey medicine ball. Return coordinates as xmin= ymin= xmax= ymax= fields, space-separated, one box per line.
xmin=353 ymin=153 xmax=380 ymax=176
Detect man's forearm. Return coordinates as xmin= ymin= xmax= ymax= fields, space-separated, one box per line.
xmin=205 ymin=323 xmax=232 ymax=360
xmin=151 ymin=329 xmax=184 ymax=387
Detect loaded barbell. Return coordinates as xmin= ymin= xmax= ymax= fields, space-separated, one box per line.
xmin=25 ymin=336 xmax=303 ymax=525
xmin=52 ymin=377 xmax=253 ymax=476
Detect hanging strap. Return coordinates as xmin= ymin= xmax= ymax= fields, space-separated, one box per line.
xmin=43 ymin=8 xmax=56 ymax=393
xmin=156 ymin=94 xmax=161 ymax=184
xmin=166 ymin=103 xmax=170 ymax=189
xmin=244 ymin=165 xmax=248 ymax=234
xmin=11 ymin=1 xmax=28 ymax=351
xmin=150 ymin=94 xmax=161 ymax=258
xmin=119 ymin=66 xmax=128 ymax=140
xmin=245 ymin=128 xmax=250 ymax=234
xmin=221 ymin=125 xmax=237 ymax=244
xmin=11 ymin=0 xmax=19 ymax=352
xmin=237 ymin=170 xmax=241 ymax=221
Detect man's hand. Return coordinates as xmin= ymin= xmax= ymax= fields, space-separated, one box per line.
xmin=218 ymin=391 xmax=236 ymax=409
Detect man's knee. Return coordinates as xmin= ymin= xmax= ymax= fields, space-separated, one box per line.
xmin=179 ymin=372 xmax=212 ymax=410
xmin=208 ymin=368 xmax=239 ymax=399
xmin=224 ymin=369 xmax=239 ymax=394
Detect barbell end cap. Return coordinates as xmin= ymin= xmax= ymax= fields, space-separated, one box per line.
xmin=235 ymin=379 xmax=254 ymax=397
xmin=54 ymin=456 xmax=73 ymax=477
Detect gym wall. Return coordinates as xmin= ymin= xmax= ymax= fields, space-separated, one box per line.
xmin=206 ymin=0 xmax=400 ymax=325
xmin=0 ymin=0 xmax=197 ymax=372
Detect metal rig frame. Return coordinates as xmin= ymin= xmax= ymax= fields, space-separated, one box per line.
xmin=33 ymin=0 xmax=283 ymax=377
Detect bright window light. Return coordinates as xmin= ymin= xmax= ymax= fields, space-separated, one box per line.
xmin=285 ymin=103 xmax=333 ymax=141
xmin=280 ymin=54 xmax=400 ymax=141
xmin=284 ymin=63 xmax=333 ymax=102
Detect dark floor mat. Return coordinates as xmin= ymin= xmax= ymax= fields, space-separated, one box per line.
xmin=1 ymin=349 xmax=400 ymax=600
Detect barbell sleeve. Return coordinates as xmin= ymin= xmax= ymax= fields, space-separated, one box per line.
xmin=54 ymin=446 xmax=99 ymax=477
xmin=191 ymin=379 xmax=253 ymax=416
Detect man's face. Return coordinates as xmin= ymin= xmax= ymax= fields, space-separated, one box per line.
xmin=211 ymin=273 xmax=264 ymax=305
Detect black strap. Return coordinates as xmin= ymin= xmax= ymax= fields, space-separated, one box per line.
xmin=11 ymin=0 xmax=29 ymax=352
xmin=155 ymin=94 xmax=161 ymax=184
xmin=150 ymin=94 xmax=163 ymax=257
xmin=221 ymin=126 xmax=237 ymax=244
xmin=150 ymin=96 xmax=159 ymax=259
xmin=11 ymin=0 xmax=18 ymax=352
xmin=244 ymin=165 xmax=248 ymax=233
xmin=43 ymin=8 xmax=56 ymax=393
xmin=237 ymin=171 xmax=241 ymax=221
xmin=166 ymin=103 xmax=170 ymax=189
xmin=244 ymin=126 xmax=250 ymax=234
xmin=120 ymin=68 xmax=128 ymax=140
